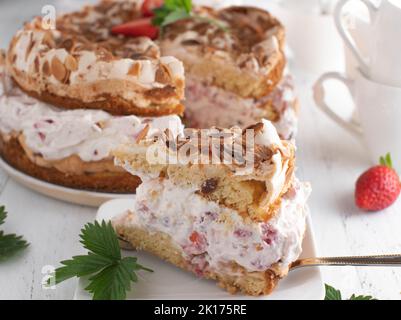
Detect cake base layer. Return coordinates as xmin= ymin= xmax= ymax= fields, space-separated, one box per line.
xmin=17 ymin=82 xmax=185 ymax=117
xmin=0 ymin=136 xmax=141 ymax=193
xmin=114 ymin=221 xmax=281 ymax=296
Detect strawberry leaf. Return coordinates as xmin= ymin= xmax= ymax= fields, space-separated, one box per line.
xmin=160 ymin=8 xmax=190 ymax=27
xmin=0 ymin=205 xmax=29 ymax=261
xmin=51 ymin=220 xmax=152 ymax=300
xmin=0 ymin=231 xmax=29 ymax=261
xmin=324 ymin=284 xmax=342 ymax=300
xmin=0 ymin=206 xmax=6 ymax=226
xmin=80 ymin=221 xmax=121 ymax=261
xmin=350 ymin=294 xmax=376 ymax=300
xmin=325 ymin=284 xmax=378 ymax=300
xmin=386 ymin=153 xmax=393 ymax=169
xmin=379 ymin=153 xmax=393 ymax=168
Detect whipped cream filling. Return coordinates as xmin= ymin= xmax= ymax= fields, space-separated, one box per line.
xmin=115 ymin=178 xmax=311 ymax=274
xmin=184 ymin=75 xmax=298 ymax=140
xmin=0 ymin=72 xmax=184 ymax=163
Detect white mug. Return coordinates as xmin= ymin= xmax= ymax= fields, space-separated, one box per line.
xmin=335 ymin=0 xmax=401 ymax=87
xmin=314 ymin=69 xmax=401 ymax=171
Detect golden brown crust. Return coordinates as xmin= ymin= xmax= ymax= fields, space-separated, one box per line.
xmin=0 ymin=135 xmax=141 ymax=193
xmin=114 ymin=220 xmax=282 ymax=296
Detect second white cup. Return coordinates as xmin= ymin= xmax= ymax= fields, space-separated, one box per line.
xmin=314 ymin=69 xmax=401 ymax=171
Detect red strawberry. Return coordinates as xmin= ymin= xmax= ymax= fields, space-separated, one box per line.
xmin=355 ymin=153 xmax=401 ymax=211
xmin=111 ymin=18 xmax=159 ymax=39
xmin=189 ymin=231 xmax=203 ymax=244
xmin=141 ymin=0 xmax=164 ymax=17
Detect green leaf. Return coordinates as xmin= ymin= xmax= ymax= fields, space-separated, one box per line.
xmin=0 ymin=206 xmax=6 ymax=226
xmin=85 ymin=257 xmax=152 ymax=300
xmin=0 ymin=206 xmax=29 ymax=261
xmin=386 ymin=153 xmax=393 ymax=169
xmin=0 ymin=231 xmax=29 ymax=260
xmin=349 ymin=294 xmax=376 ymax=300
xmin=324 ymin=284 xmax=378 ymax=301
xmin=164 ymin=0 xmax=192 ymax=12
xmin=52 ymin=220 xmax=153 ymax=300
xmin=161 ymin=9 xmax=191 ymax=27
xmin=152 ymin=0 xmax=192 ymax=27
xmin=0 ymin=206 xmax=7 ymax=225
xmin=324 ymin=284 xmax=342 ymax=300
xmin=51 ymin=253 xmax=114 ymax=285
xmin=379 ymin=153 xmax=393 ymax=168
xmin=80 ymin=221 xmax=121 ymax=261
xmin=181 ymin=0 xmax=192 ymax=13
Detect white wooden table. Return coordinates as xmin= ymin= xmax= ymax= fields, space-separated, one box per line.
xmin=1 ymin=0 xmax=401 ymax=300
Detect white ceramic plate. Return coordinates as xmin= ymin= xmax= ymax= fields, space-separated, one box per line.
xmin=74 ymin=198 xmax=324 ymax=300
xmin=0 ymin=157 xmax=134 ymax=207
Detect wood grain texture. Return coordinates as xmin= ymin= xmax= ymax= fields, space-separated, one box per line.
xmin=0 ymin=0 xmax=401 ymax=300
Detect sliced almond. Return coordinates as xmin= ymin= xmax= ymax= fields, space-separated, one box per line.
xmin=42 ymin=60 xmax=51 ymax=76
xmin=127 ymin=62 xmax=141 ymax=76
xmin=25 ymin=33 xmax=35 ymax=61
xmin=51 ymin=56 xmax=67 ymax=82
xmin=34 ymin=57 xmax=40 ymax=73
xmin=64 ymin=54 xmax=78 ymax=71
xmin=155 ymin=64 xmax=171 ymax=84
xmin=135 ymin=124 xmax=150 ymax=143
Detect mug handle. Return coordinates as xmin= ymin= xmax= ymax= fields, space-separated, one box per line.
xmin=334 ymin=0 xmax=378 ymax=75
xmin=313 ymin=72 xmax=362 ymax=138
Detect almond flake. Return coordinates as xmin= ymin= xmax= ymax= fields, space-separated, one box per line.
xmin=127 ymin=62 xmax=141 ymax=76
xmin=51 ymin=56 xmax=68 ymax=82
xmin=155 ymin=64 xmax=171 ymax=84
xmin=136 ymin=124 xmax=150 ymax=143
xmin=64 ymin=55 xmax=78 ymax=71
xmin=42 ymin=60 xmax=50 ymax=76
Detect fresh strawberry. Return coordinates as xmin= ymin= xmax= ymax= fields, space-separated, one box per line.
xmin=355 ymin=153 xmax=401 ymax=211
xmin=111 ymin=18 xmax=159 ymax=39
xmin=189 ymin=231 xmax=203 ymax=244
xmin=141 ymin=0 xmax=164 ymax=17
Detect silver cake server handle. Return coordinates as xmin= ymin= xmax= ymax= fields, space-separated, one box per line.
xmin=290 ymin=254 xmax=401 ymax=270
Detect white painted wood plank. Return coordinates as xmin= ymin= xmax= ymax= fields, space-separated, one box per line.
xmin=295 ymin=70 xmax=365 ymax=298
xmin=0 ymin=168 xmax=9 ymax=195
xmin=0 ymin=180 xmax=95 ymax=299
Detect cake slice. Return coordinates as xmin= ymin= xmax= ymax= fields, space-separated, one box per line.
xmin=6 ymin=0 xmax=185 ymax=116
xmin=114 ymin=119 xmax=295 ymax=222
xmin=112 ymin=120 xmax=310 ymax=295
